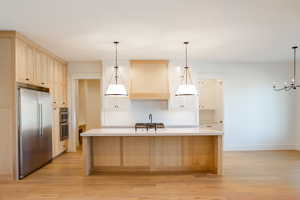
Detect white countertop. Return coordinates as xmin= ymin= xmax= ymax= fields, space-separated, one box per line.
xmin=81 ymin=127 xmax=223 ymax=137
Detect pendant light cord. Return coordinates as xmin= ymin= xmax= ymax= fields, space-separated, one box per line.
xmin=185 ymin=42 xmax=188 ymax=68
xmin=114 ymin=41 xmax=119 ymax=84
xmin=184 ymin=42 xmax=189 ymax=85
xmin=293 ymin=46 xmax=297 ymax=84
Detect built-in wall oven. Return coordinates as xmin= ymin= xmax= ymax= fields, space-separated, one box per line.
xmin=59 ymin=108 xmax=69 ymax=141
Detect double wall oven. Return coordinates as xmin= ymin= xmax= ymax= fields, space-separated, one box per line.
xmin=59 ymin=108 xmax=69 ymax=141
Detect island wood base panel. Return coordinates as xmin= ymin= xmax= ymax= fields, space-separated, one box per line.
xmin=83 ymin=136 xmax=223 ymax=175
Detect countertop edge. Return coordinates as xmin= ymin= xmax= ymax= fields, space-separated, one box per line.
xmin=80 ymin=128 xmax=224 ymax=137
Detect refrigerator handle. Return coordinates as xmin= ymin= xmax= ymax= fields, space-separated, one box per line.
xmin=40 ymin=104 xmax=43 ymax=136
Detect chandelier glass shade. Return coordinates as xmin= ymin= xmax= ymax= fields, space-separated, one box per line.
xmin=273 ymin=46 xmax=299 ymax=91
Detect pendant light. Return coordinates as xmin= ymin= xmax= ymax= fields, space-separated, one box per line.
xmin=175 ymin=42 xmax=198 ymax=96
xmin=273 ymin=46 xmax=299 ymax=91
xmin=105 ymin=41 xmax=128 ymax=96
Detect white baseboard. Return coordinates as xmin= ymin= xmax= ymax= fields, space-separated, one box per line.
xmin=224 ymin=144 xmax=297 ymax=151
xmin=296 ymin=145 xmax=300 ymax=151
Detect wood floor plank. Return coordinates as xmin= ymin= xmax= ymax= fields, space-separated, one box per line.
xmin=0 ymin=150 xmax=300 ymax=200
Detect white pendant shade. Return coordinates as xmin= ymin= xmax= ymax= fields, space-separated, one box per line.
xmin=105 ymin=41 xmax=128 ymax=96
xmin=175 ymin=42 xmax=197 ymax=96
xmin=175 ymin=84 xmax=198 ymax=96
xmin=105 ymin=84 xmax=127 ymax=96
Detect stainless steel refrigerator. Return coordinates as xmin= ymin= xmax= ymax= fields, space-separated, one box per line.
xmin=18 ymin=84 xmax=52 ymax=179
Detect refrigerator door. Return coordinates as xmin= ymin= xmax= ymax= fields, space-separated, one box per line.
xmin=37 ymin=91 xmax=52 ymax=164
xmin=19 ymin=88 xmax=41 ymax=178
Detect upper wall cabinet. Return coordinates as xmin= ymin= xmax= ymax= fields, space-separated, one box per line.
xmin=199 ymin=79 xmax=219 ymax=110
xmin=36 ymin=51 xmax=50 ymax=87
xmin=51 ymin=61 xmax=68 ymax=107
xmin=103 ymin=96 xmax=130 ymax=112
xmin=15 ymin=35 xmax=68 ymax=108
xmin=16 ymin=39 xmax=36 ymax=84
xmin=168 ymin=96 xmax=198 ymax=111
xmin=129 ymin=60 xmax=169 ymax=100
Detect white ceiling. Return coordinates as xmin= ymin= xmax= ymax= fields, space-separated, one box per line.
xmin=1 ymin=0 xmax=300 ymax=63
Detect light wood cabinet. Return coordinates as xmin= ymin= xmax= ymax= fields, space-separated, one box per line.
xmin=1 ymin=31 xmax=68 ymax=179
xmin=36 ymin=51 xmax=50 ymax=87
xmin=16 ymin=39 xmax=36 ymax=84
xmin=16 ymin=39 xmax=27 ymax=83
xmin=16 ymin=38 xmax=68 ymax=108
xmin=123 ymin=137 xmax=150 ymax=167
xmin=129 ymin=60 xmax=169 ymax=100
xmin=61 ymin=65 xmax=68 ymax=106
xmin=52 ymin=81 xmax=60 ymax=106
xmin=25 ymin=44 xmax=36 ymax=83
xmin=86 ymin=135 xmax=223 ymax=174
xmin=52 ymin=107 xmax=67 ymax=157
xmin=50 ymin=61 xmax=68 ymax=107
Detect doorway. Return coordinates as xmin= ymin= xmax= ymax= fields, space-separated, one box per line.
xmin=76 ymin=79 xmax=101 ymax=150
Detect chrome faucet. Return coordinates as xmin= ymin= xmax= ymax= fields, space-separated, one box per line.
xmin=149 ymin=113 xmax=153 ymax=124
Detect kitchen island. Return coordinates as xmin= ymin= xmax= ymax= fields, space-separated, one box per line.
xmin=81 ymin=128 xmax=223 ymax=175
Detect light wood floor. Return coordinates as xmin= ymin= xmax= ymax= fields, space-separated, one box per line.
xmin=1 ymin=151 xmax=300 ymax=200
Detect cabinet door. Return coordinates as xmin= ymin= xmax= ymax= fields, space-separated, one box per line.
xmin=59 ymin=83 xmax=67 ymax=107
xmin=61 ymin=65 xmax=68 ymax=106
xmin=168 ymin=96 xmax=185 ymax=111
xmin=25 ymin=45 xmax=36 ymax=84
xmin=199 ymin=80 xmax=216 ymax=110
xmin=103 ymin=97 xmax=130 ymax=111
xmin=53 ymin=83 xmax=67 ymax=107
xmin=51 ymin=82 xmax=61 ymax=107
xmin=16 ymin=40 xmax=36 ymax=84
xmin=16 ymin=39 xmax=28 ymax=83
xmin=55 ymin=62 xmax=64 ymax=84
xmin=168 ymin=96 xmax=198 ymax=111
xmin=48 ymin=58 xmax=55 ymax=88
xmin=184 ymin=96 xmax=198 ymax=110
xmin=48 ymin=58 xmax=56 ymax=105
xmin=51 ymin=61 xmax=63 ymax=107
xmin=62 ymin=64 xmax=68 ymax=85
xmin=52 ymin=108 xmax=59 ymax=157
xmin=36 ymin=51 xmax=49 ymax=87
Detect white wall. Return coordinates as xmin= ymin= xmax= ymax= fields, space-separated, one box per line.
xmin=189 ymin=62 xmax=296 ymax=151
xmin=296 ymin=92 xmax=300 ymax=150
xmin=295 ymin=62 xmax=300 ymax=151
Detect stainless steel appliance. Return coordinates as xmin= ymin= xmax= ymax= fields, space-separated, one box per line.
xmin=59 ymin=107 xmax=69 ymax=141
xmin=18 ymin=84 xmax=52 ymax=179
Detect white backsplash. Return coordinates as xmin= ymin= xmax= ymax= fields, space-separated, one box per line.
xmin=131 ymin=100 xmax=198 ymax=126
xmin=102 ymin=100 xmax=198 ymax=127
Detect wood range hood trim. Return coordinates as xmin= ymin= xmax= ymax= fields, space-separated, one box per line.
xmin=129 ymin=60 xmax=170 ymax=100
xmin=129 ymin=92 xmax=170 ymax=100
